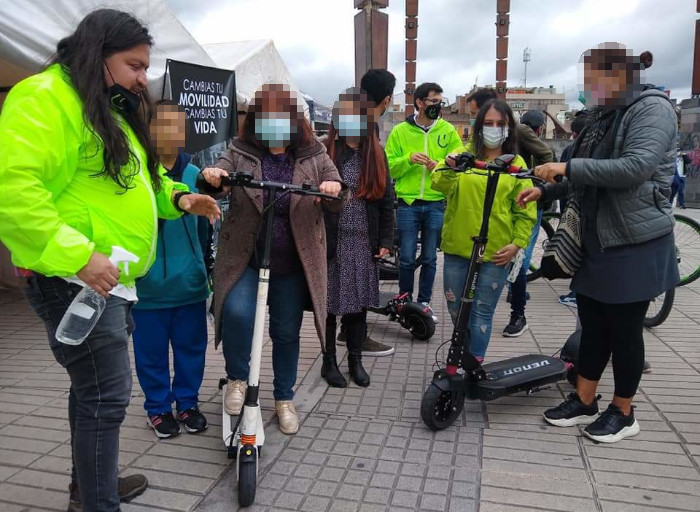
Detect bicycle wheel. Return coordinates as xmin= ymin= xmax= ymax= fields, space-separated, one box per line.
xmin=674 ymin=214 xmax=700 ymax=286
xmin=644 ymin=288 xmax=675 ymax=328
xmin=526 ymin=216 xmax=556 ymax=283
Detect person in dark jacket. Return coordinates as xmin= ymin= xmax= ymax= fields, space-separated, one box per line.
xmin=323 ymin=88 xmax=395 ymax=387
xmin=132 ymin=101 xmax=212 ymax=439
xmin=519 ymin=44 xmax=679 ymax=444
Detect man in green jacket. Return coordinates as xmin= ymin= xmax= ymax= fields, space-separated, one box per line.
xmin=385 ymin=82 xmax=463 ymax=312
xmin=0 ymin=10 xmax=219 ymax=511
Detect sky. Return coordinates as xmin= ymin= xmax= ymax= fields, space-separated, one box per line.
xmin=164 ymin=0 xmax=695 ymax=108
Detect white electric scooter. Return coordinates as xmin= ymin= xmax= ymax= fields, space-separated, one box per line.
xmin=216 ymin=171 xmax=339 ymax=507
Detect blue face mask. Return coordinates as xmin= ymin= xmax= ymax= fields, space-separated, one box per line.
xmin=336 ymin=114 xmax=367 ymax=138
xmin=254 ymin=116 xmax=295 ymax=147
xmin=469 ymin=118 xmax=476 ymax=127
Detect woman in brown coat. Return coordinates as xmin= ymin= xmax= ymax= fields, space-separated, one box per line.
xmin=199 ymin=84 xmax=344 ymax=435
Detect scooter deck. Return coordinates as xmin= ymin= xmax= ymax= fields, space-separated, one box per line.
xmin=470 ymin=354 xmax=567 ymax=401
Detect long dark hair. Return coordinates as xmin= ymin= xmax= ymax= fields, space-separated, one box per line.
xmin=238 ymin=84 xmax=313 ymax=157
xmin=51 ymin=9 xmax=161 ymax=192
xmin=473 ymin=98 xmax=517 ymax=159
xmin=325 ymin=88 xmax=387 ymax=201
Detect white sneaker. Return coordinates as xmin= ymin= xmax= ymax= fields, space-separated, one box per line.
xmin=224 ymin=379 xmax=246 ymax=415
xmin=421 ymin=302 xmax=439 ymax=324
xmin=275 ymin=400 xmax=299 ymax=434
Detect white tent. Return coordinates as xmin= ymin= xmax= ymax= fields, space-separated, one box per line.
xmin=0 ymin=0 xmax=216 ymax=107
xmin=203 ymin=39 xmax=308 ymax=114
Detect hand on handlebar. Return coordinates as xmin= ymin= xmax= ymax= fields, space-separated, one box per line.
xmin=516 ymin=187 xmax=543 ymax=208
xmin=315 ymin=181 xmax=342 ymax=204
xmin=201 ymin=167 xmax=231 ymax=194
xmin=534 ymin=162 xmax=566 ymax=184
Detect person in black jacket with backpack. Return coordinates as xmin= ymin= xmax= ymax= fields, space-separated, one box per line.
xmin=323 ymin=88 xmax=395 ymax=387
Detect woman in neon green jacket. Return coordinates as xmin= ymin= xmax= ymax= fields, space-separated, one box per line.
xmin=431 ymin=99 xmax=536 ymax=362
xmin=0 ymin=9 xmax=219 ymax=511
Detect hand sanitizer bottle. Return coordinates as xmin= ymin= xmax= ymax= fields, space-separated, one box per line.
xmin=55 ymin=246 xmax=139 ymax=345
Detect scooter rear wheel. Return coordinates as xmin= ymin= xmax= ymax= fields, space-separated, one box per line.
xmin=404 ymin=312 xmax=436 ymax=341
xmin=237 ymin=447 xmax=257 ymax=507
xmin=420 ymin=384 xmax=464 ymax=431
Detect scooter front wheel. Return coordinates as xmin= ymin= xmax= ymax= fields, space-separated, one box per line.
xmin=420 ymin=383 xmax=464 ymax=431
xmin=237 ymin=446 xmax=257 ymax=507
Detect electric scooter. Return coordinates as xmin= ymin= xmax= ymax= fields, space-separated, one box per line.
xmin=420 ymin=153 xmax=568 ymax=431
xmin=216 ymin=171 xmax=339 ymax=507
xmin=367 ymin=292 xmax=436 ymax=341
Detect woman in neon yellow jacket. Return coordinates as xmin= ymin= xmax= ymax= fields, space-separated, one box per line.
xmin=0 ymin=9 xmax=219 ymax=511
xmin=431 ymin=99 xmax=536 ymax=362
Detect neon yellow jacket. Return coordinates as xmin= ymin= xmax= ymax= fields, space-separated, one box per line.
xmin=0 ymin=64 xmax=186 ymax=286
xmin=385 ymin=116 xmax=464 ymax=203
xmin=430 ymin=143 xmax=537 ymax=262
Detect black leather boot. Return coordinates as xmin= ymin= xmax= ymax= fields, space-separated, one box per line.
xmin=322 ymin=314 xmax=347 ymax=388
xmin=346 ymin=313 xmax=370 ymax=387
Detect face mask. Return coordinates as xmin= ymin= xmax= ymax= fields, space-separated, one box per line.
xmin=109 ymin=83 xmax=141 ymax=114
xmin=578 ymin=91 xmax=587 ymax=106
xmin=482 ymin=126 xmax=509 ymax=149
xmin=254 ymin=116 xmax=294 ymax=147
xmin=105 ymin=64 xmax=141 ymax=115
xmin=337 ymin=114 xmax=367 ymax=138
xmin=469 ymin=118 xmax=476 ymax=127
xmin=424 ymin=103 xmax=442 ymax=120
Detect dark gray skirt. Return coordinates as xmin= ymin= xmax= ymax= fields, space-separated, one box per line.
xmin=571 ymin=231 xmax=679 ymax=304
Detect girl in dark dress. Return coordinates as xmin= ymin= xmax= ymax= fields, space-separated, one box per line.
xmin=323 ymin=88 xmax=395 ymax=387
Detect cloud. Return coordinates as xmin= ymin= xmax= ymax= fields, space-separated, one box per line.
xmin=165 ymin=0 xmax=695 ymax=106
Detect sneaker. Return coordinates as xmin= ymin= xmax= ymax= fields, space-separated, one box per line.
xmin=543 ymin=392 xmax=600 ymax=427
xmin=420 ymin=302 xmax=439 ymax=324
xmin=361 ymin=336 xmax=395 ymax=357
xmin=68 ymin=474 xmax=148 ymax=511
xmin=275 ymin=400 xmax=299 ymax=435
xmin=503 ymin=314 xmax=528 ymax=337
xmin=559 ymin=291 xmax=577 ymax=308
xmin=147 ymin=412 xmax=181 ymax=439
xmin=224 ymin=379 xmax=246 ymax=415
xmin=178 ymin=407 xmax=208 ymax=434
xmin=583 ymin=404 xmax=640 ymax=443
xmin=337 ymin=330 xmax=347 ymax=345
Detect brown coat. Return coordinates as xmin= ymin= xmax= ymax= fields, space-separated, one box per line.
xmin=211 ymin=138 xmax=344 ymax=350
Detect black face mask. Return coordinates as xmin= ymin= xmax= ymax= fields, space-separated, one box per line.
xmin=109 ymin=83 xmax=141 ymax=114
xmin=105 ymin=64 xmax=141 ymax=114
xmin=424 ymin=103 xmax=442 ymax=120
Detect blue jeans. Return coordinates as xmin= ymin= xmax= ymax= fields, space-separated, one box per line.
xmin=24 ymin=276 xmax=133 ymax=512
xmin=132 ymin=301 xmax=208 ymax=416
xmin=443 ymin=254 xmax=509 ymax=358
xmin=510 ymin=208 xmax=543 ymax=316
xmin=222 ymin=266 xmax=308 ymax=400
xmin=396 ymin=200 xmax=444 ymax=303
xmin=671 ymin=174 xmax=685 ymax=207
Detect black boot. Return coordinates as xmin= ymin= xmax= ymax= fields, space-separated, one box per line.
xmin=322 ymin=314 xmax=347 ymax=388
xmin=346 ymin=312 xmax=370 ymax=387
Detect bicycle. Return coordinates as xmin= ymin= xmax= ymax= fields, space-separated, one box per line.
xmin=644 ymin=213 xmax=700 ymax=327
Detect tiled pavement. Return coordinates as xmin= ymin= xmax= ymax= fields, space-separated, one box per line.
xmin=1 ymin=208 xmax=699 ymax=511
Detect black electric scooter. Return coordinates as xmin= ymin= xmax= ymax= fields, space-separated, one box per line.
xmin=420 ymin=153 xmax=568 ymax=431
xmin=215 ymin=171 xmax=339 ymax=507
xmin=367 ymin=291 xmax=436 ymax=341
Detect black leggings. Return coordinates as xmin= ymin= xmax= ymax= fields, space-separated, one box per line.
xmin=577 ymin=294 xmax=650 ymax=399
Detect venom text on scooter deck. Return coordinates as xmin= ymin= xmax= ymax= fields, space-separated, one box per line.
xmin=420 ymin=153 xmax=567 ymax=431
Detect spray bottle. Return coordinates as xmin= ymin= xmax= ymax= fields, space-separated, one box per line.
xmin=56 ymin=246 xmax=139 ymax=345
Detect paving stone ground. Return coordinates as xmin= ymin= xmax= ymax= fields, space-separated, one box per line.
xmin=1 ymin=207 xmax=699 ymax=512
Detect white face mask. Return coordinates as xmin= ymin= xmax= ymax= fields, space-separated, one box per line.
xmin=482 ymin=126 xmax=509 ymax=149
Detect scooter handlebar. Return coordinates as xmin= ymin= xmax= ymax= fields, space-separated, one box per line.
xmin=221 ymin=172 xmax=341 ymax=201
xmin=439 ymin=152 xmax=547 ymax=184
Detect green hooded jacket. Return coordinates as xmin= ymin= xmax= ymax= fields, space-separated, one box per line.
xmin=0 ymin=64 xmax=186 ymax=286
xmin=385 ymin=116 xmax=464 ymax=203
xmin=430 ymin=142 xmax=537 ymax=262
